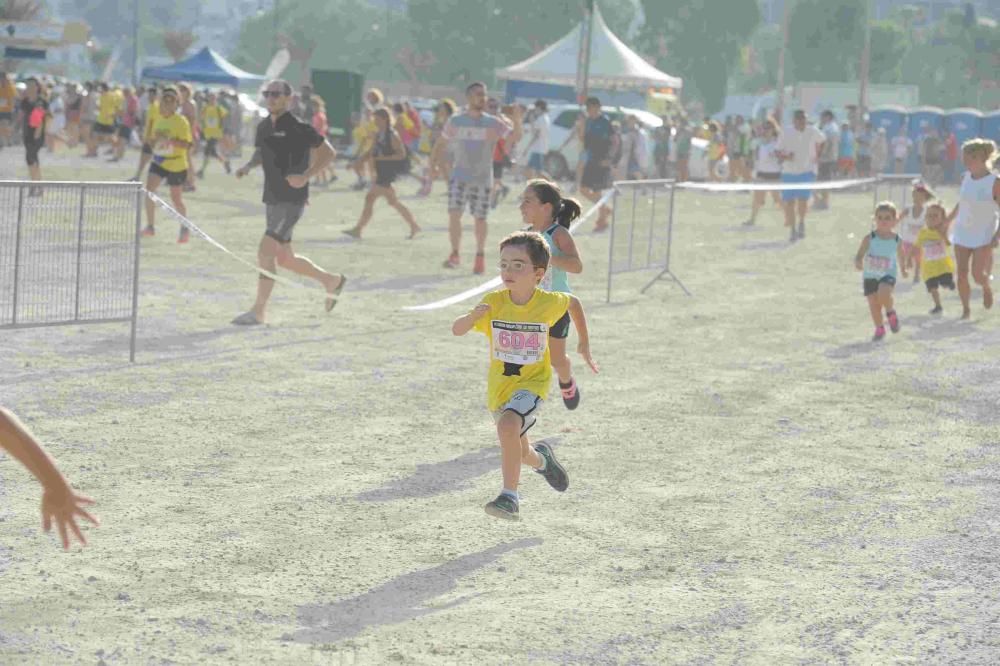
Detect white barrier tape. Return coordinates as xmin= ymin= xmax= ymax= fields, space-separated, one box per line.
xmin=402 ymin=188 xmax=616 ymax=312
xmin=673 ymin=177 xmax=877 ymax=193
xmin=143 ymin=189 xmax=325 ymax=297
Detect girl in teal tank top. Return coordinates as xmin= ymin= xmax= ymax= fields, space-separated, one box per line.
xmin=854 ymin=201 xmax=909 ymax=341
xmin=521 ymin=179 xmax=587 ymax=409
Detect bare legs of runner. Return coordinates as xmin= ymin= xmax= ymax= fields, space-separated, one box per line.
xmin=244 ymin=236 xmax=346 ymax=323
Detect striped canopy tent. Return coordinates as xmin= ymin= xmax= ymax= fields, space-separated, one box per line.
xmin=496 ymin=5 xmax=682 ymax=94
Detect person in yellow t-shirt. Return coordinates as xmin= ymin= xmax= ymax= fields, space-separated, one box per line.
xmin=85 ymin=83 xmax=120 ymax=156
xmin=142 ymin=87 xmax=193 ymax=243
xmin=131 ymin=87 xmax=160 ymax=181
xmin=350 ymin=108 xmax=377 ymax=189
xmin=196 ymin=91 xmax=231 ymax=178
xmin=452 ymin=230 xmax=599 ymax=521
xmin=0 ymin=72 xmax=17 ymax=142
xmin=912 ymin=201 xmax=956 ymax=315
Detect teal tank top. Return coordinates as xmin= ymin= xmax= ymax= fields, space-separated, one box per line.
xmin=541 ymin=223 xmax=571 ymax=293
xmin=863 ymin=231 xmax=899 ymax=280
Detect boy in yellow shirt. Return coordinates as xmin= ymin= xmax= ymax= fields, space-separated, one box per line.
xmin=196 ymin=90 xmax=231 ymax=178
xmin=912 ymin=201 xmax=956 ymax=315
xmin=452 ymin=231 xmax=598 ymax=520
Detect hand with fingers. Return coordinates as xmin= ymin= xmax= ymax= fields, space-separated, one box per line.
xmin=41 ymin=484 xmax=99 ymax=550
xmin=1 ymin=407 xmax=99 ymax=550
xmin=578 ymin=340 xmax=600 ymax=374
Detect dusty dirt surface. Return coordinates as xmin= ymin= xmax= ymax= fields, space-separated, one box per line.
xmin=2 ymin=152 xmax=1000 ymax=664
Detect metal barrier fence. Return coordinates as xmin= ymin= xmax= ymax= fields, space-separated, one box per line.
xmin=873 ymin=173 xmax=923 ymax=210
xmin=0 ymin=181 xmax=142 ymax=361
xmin=607 ymin=179 xmax=690 ymax=302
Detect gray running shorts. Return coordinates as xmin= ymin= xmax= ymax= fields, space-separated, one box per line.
xmin=265 ymin=202 xmax=305 ymax=243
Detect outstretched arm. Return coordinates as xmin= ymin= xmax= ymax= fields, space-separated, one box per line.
xmin=567 ymin=296 xmax=599 ymax=373
xmin=0 ymin=407 xmax=98 ymax=549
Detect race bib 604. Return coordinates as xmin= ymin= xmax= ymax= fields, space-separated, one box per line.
xmin=491 ymin=320 xmax=547 ymax=365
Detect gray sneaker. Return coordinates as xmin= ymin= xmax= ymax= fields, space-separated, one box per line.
xmin=797 ymin=222 xmax=805 ymax=239
xmin=231 ymin=311 xmax=262 ymax=326
xmin=534 ymin=442 xmax=569 ymax=492
xmin=484 ymin=494 xmax=519 ymax=521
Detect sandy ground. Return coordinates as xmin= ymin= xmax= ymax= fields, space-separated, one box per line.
xmin=2 ymin=148 xmax=1000 ymax=664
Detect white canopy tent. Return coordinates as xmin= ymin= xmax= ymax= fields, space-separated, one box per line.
xmin=496 ymin=5 xmax=682 ymax=92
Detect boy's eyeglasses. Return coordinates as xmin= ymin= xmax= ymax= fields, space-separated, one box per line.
xmin=262 ymin=90 xmax=286 ymax=99
xmin=498 ymin=260 xmax=533 ymax=272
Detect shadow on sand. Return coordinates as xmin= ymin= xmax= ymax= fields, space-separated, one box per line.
xmin=285 ymin=537 xmax=543 ymax=643
xmin=356 ymin=436 xmax=561 ymax=502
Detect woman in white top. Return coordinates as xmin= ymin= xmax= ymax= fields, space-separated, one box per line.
xmin=744 ymin=118 xmax=782 ymax=226
xmin=947 ymin=139 xmax=1000 ymax=319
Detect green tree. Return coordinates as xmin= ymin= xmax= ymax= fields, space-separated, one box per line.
xmin=232 ymin=0 xmax=404 ymax=83
xmin=868 ymin=20 xmax=908 ymax=84
xmin=785 ymin=0 xmax=865 ymax=83
xmin=638 ymin=0 xmax=760 ymax=113
xmin=405 ymin=0 xmax=636 ymax=87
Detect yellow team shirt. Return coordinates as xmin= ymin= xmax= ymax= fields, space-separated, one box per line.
xmin=0 ymin=81 xmax=16 ymax=114
xmin=914 ymin=227 xmax=955 ymax=281
xmin=201 ymin=104 xmax=227 ymax=140
xmin=143 ymin=101 xmax=161 ymax=141
xmin=150 ymin=113 xmax=193 ymax=173
xmin=473 ymin=288 xmax=571 ymax=411
xmin=96 ymin=90 xmax=121 ymax=125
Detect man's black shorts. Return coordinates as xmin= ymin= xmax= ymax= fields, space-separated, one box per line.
xmin=204 ymin=138 xmax=219 ymax=157
xmin=24 ymin=138 xmax=43 ymax=166
xmin=93 ymin=122 xmax=115 ymax=135
xmin=149 ymin=162 xmax=188 ymax=187
xmin=581 ymin=160 xmax=611 ymax=191
xmin=817 ymin=161 xmax=836 ymax=181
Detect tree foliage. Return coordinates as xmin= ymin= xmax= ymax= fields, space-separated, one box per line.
xmin=785 ymin=0 xmax=865 ymax=82
xmin=639 ymin=0 xmax=760 ymax=114
xmin=162 ymin=31 xmax=195 ymax=63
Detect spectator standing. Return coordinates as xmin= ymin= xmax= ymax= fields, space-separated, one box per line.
xmin=855 ymin=121 xmax=873 ymax=177
xmin=891 ymin=128 xmax=913 ymax=174
xmin=523 ymin=99 xmax=550 ymax=180
xmin=578 ymin=97 xmax=614 ymax=230
xmin=944 ymin=125 xmax=959 ymax=184
xmin=838 ymin=122 xmax=856 ymax=177
xmin=871 ymin=127 xmax=889 ymax=175
xmin=814 ymin=110 xmax=840 ymax=210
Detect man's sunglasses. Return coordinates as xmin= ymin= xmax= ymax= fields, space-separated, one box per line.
xmin=263 ymin=90 xmax=286 ymax=99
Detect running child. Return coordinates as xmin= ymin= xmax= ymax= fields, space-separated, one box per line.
xmin=946 ymin=139 xmax=1000 ymax=319
xmin=1 ymin=407 xmax=98 ymax=549
xmin=343 ymin=107 xmax=420 ymax=240
xmin=854 ymin=201 xmax=908 ymax=341
xmin=452 ymin=231 xmax=599 ymax=521
xmin=196 ymin=91 xmax=231 ymax=178
xmin=898 ymin=181 xmax=934 ymax=282
xmin=912 ymin=201 xmax=955 ymax=315
xmin=519 ymin=179 xmax=585 ymax=409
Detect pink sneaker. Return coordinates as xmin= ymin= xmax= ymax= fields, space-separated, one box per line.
xmin=442 ymin=252 xmax=460 ymax=269
xmin=886 ymin=310 xmax=900 ymax=333
xmin=872 ymin=325 xmax=886 ymax=341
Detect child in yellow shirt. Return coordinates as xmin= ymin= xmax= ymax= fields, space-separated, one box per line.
xmin=452 ymin=231 xmax=598 ymax=520
xmin=912 ymin=201 xmax=956 ymax=315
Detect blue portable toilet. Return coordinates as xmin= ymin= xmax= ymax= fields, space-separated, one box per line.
xmin=869 ymin=104 xmax=907 ymax=138
xmin=945 ymin=108 xmax=984 ymax=145
xmin=906 ymin=106 xmax=944 ymax=173
xmin=983 ymin=109 xmax=1000 ymax=146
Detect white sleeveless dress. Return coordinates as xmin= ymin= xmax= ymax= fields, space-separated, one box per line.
xmin=951 ymin=171 xmax=999 ymax=249
xmin=898 ymin=205 xmax=925 ymax=246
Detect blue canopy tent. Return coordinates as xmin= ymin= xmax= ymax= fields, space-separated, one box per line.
xmin=984 ymin=110 xmax=1000 ymax=146
xmin=141 ymin=47 xmax=265 ymax=87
